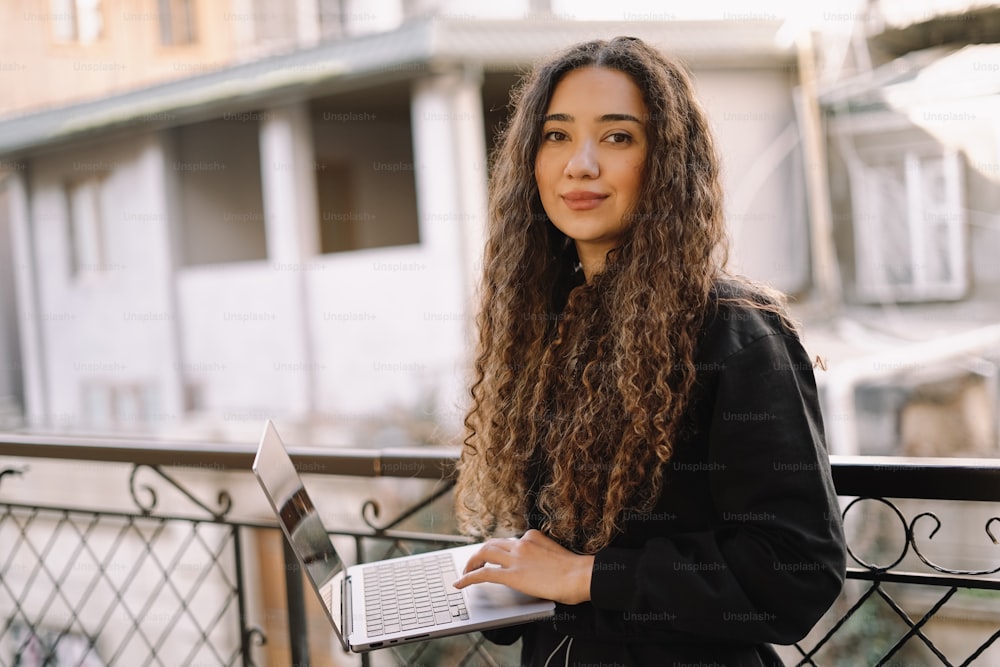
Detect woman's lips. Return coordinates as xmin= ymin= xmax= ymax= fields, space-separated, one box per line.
xmin=562 ymin=191 xmax=609 ymax=211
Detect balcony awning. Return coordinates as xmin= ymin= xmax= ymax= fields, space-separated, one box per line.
xmin=819 ymin=42 xmax=1000 ymax=114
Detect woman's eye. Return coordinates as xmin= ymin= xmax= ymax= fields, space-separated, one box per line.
xmin=606 ymin=132 xmax=632 ymax=144
xmin=543 ymin=130 xmax=567 ymax=141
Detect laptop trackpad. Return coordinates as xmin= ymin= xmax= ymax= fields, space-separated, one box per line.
xmin=465 ymin=580 xmax=546 ymax=609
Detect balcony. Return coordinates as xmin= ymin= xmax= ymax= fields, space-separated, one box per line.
xmin=1 ymin=433 xmax=999 ymax=666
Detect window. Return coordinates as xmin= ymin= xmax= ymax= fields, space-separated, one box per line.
xmin=316 ymin=161 xmax=357 ymax=252
xmin=158 ymin=0 xmax=196 ymax=46
xmin=314 ymin=156 xmax=420 ymax=253
xmin=850 ymin=146 xmax=967 ymax=302
xmin=174 ymin=119 xmax=267 ymax=267
xmin=65 ymin=177 xmax=108 ymax=279
xmin=50 ymin=0 xmax=103 ymax=44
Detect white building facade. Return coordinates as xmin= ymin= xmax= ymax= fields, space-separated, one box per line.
xmin=0 ymin=17 xmax=808 ymax=445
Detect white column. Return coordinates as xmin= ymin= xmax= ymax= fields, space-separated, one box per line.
xmin=259 ymin=102 xmax=320 ymax=417
xmin=409 ymin=65 xmax=488 ymax=319
xmin=410 ymin=66 xmax=489 ymax=425
xmin=149 ymin=133 xmax=188 ymax=420
xmin=260 ymin=103 xmax=320 ymax=262
xmin=7 ymin=171 xmax=47 ymax=425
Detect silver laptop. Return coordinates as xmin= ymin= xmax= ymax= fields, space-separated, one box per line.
xmin=252 ymin=420 xmax=555 ymax=652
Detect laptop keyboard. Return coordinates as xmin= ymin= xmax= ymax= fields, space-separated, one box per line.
xmin=362 ymin=552 xmax=469 ymax=636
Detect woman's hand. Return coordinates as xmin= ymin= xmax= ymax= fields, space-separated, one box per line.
xmin=452 ymin=529 xmax=595 ymax=605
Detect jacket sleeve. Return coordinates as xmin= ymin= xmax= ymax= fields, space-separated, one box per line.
xmin=585 ymin=331 xmax=846 ymax=645
xmin=480 ymin=624 xmax=526 ymax=646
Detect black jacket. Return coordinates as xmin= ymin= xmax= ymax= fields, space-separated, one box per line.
xmin=485 ymin=282 xmax=847 ymax=666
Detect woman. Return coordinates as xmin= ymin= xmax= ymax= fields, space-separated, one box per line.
xmin=452 ymin=37 xmax=846 ymax=666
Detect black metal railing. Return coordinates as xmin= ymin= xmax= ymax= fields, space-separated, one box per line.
xmin=1 ymin=433 xmax=999 ymax=666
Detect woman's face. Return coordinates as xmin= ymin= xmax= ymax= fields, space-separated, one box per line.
xmin=534 ymin=66 xmax=648 ymax=273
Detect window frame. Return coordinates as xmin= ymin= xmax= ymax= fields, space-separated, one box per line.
xmin=849 ymin=142 xmax=968 ymax=303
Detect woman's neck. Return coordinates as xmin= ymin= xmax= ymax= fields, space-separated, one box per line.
xmin=574 ymin=245 xmax=608 ymax=283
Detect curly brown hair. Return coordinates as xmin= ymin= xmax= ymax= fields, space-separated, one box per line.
xmin=455 ymin=37 xmax=784 ymax=554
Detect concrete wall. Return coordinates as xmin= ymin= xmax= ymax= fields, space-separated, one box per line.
xmin=0 ymin=0 xmax=418 ymax=120
xmin=305 ymin=245 xmax=468 ymax=432
xmin=0 ymin=0 xmax=240 ymax=118
xmin=696 ymin=65 xmax=811 ymax=295
xmin=173 ymin=244 xmax=469 ymax=436
xmin=27 ymin=133 xmax=182 ymax=428
xmin=175 ymin=261 xmax=306 ymax=420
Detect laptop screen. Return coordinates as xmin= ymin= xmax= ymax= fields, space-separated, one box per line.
xmin=253 ymin=420 xmax=348 ymax=647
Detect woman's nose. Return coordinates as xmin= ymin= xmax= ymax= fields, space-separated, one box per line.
xmin=564 ymin=140 xmax=599 ymax=178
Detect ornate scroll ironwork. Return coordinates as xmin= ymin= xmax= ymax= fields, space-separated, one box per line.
xmin=910 ymin=512 xmax=1000 ymax=576
xmin=361 ymin=479 xmax=456 ymax=534
xmin=840 ymin=496 xmax=1000 ymax=577
xmin=243 ymin=626 xmax=267 ymax=666
xmin=792 ymin=495 xmax=1000 ymax=666
xmin=128 ymin=463 xmax=233 ymax=520
xmin=0 ymin=464 xmax=27 ymax=490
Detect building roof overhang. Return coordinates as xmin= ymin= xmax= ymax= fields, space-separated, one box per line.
xmin=0 ymin=17 xmax=793 ymax=158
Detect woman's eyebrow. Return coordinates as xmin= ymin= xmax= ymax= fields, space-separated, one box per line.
xmin=598 ymin=113 xmax=642 ymax=123
xmin=541 ymin=113 xmax=643 ymax=123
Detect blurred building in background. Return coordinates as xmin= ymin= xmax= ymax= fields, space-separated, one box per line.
xmin=0 ymin=0 xmax=807 ymax=445
xmin=812 ymin=0 xmax=1000 ymax=457
xmin=0 ymin=0 xmax=997 ymax=456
